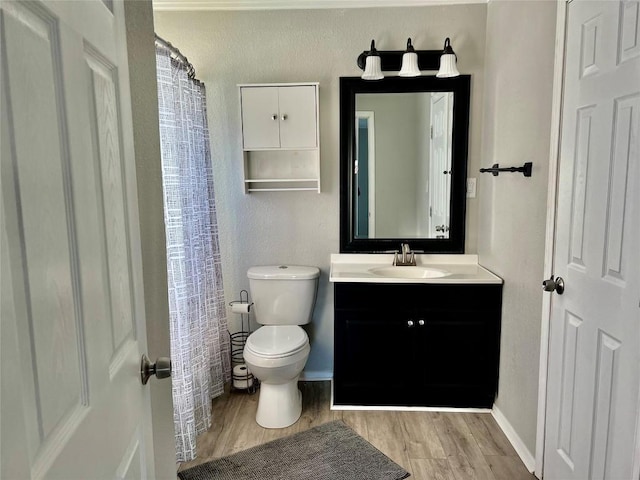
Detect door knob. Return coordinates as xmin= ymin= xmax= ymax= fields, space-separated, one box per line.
xmin=542 ymin=275 xmax=564 ymax=295
xmin=407 ymin=320 xmax=415 ymax=327
xmin=140 ymin=354 xmax=171 ymax=385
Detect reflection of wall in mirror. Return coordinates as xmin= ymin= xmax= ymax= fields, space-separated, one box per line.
xmin=416 ymin=94 xmax=431 ymax=237
xmin=356 ymin=93 xmax=430 ymax=238
xmin=356 ymin=116 xmax=369 ymax=237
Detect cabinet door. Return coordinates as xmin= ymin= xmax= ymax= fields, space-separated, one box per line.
xmin=416 ymin=316 xmax=496 ymax=407
xmin=334 ymin=311 xmax=420 ymax=405
xmin=241 ymin=86 xmax=280 ymax=149
xmin=278 ymin=86 xmax=317 ymax=148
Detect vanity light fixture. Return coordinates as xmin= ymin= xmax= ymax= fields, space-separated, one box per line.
xmin=398 ymin=38 xmax=420 ymax=77
xmin=357 ymin=37 xmax=460 ymax=79
xmin=361 ymin=40 xmax=384 ymax=80
xmin=436 ymin=38 xmax=460 ymax=78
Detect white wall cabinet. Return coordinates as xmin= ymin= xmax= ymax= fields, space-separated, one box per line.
xmin=239 ymin=83 xmax=320 ymax=193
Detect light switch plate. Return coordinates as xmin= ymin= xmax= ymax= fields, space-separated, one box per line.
xmin=467 ymin=178 xmax=477 ymax=198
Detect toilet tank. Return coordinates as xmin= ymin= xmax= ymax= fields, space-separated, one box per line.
xmin=248 ymin=265 xmax=320 ymax=325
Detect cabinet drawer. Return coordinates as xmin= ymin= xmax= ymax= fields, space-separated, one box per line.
xmin=335 ymin=282 xmax=502 ymax=311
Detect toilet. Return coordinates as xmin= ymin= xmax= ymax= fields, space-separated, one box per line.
xmin=243 ymin=265 xmax=320 ymax=428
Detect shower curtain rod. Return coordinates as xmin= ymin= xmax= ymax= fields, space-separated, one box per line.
xmin=155 ymin=34 xmax=196 ymax=79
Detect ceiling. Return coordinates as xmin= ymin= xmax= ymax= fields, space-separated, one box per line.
xmin=152 ymin=0 xmax=486 ymax=11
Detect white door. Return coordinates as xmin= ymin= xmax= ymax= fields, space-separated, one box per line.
xmin=1 ymin=1 xmax=160 ymax=478
xmin=543 ymin=1 xmax=640 ymax=479
xmin=429 ymin=92 xmax=452 ymax=238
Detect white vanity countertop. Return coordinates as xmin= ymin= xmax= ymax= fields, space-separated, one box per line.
xmin=329 ymin=254 xmax=503 ymax=284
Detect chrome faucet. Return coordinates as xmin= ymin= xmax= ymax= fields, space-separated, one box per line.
xmin=393 ymin=243 xmax=416 ymax=266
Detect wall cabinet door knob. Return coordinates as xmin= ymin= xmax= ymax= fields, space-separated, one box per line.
xmin=418 ymin=319 xmax=425 ymax=326
xmin=281 ymin=114 xmax=288 ymax=121
xmin=407 ymin=320 xmax=414 ymax=327
xmin=271 ymin=114 xmax=278 ymax=120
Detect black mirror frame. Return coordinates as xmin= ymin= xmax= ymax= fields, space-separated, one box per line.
xmin=339 ymin=75 xmax=471 ymax=253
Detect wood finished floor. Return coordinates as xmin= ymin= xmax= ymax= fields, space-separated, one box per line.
xmin=178 ymin=381 xmax=536 ymax=480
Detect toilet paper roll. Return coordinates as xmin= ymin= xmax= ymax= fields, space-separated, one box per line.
xmin=232 ymin=364 xmax=254 ymax=389
xmin=231 ymin=303 xmax=251 ymax=314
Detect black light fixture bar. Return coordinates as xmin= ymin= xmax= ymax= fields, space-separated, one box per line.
xmin=357 ymin=50 xmax=442 ymax=71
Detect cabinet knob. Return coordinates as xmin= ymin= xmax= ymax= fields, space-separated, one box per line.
xmin=281 ymin=114 xmax=288 ymax=121
xmin=271 ymin=114 xmax=278 ymax=120
xmin=407 ymin=320 xmax=414 ymax=327
xmin=418 ymin=319 xmax=425 ymax=326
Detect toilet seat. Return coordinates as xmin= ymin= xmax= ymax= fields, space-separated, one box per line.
xmin=245 ymin=326 xmax=308 ymax=359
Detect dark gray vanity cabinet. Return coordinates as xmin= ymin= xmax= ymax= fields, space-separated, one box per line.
xmin=333 ymin=282 xmax=503 ymax=408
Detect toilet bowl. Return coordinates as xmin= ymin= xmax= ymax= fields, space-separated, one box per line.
xmin=244 ymin=326 xmax=310 ymax=428
xmin=243 ymin=265 xmax=319 ymax=428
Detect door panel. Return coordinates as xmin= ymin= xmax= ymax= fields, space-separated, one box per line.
xmin=1 ymin=1 xmax=156 ymax=478
xmin=2 ymin=2 xmax=87 ymax=447
xmin=543 ymin=2 xmax=640 ymax=479
xmin=86 ymin=49 xmax=137 ymax=360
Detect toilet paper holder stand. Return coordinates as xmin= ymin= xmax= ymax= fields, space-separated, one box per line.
xmin=228 ymin=290 xmax=258 ymax=394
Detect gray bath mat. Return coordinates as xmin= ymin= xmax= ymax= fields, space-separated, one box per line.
xmin=177 ymin=420 xmax=410 ymax=480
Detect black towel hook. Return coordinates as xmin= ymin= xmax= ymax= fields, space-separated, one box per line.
xmin=480 ymin=162 xmax=532 ymax=177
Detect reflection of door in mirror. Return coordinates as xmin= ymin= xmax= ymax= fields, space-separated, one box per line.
xmin=355 ymin=111 xmax=375 ymax=238
xmin=429 ymin=92 xmax=453 ymax=238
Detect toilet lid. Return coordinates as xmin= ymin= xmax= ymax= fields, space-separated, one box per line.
xmin=245 ymin=326 xmax=308 ymax=359
xmin=247 ymin=265 xmax=320 ymax=280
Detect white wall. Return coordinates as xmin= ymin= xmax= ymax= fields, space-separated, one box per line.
xmin=154 ymin=5 xmax=487 ymax=378
xmin=478 ymin=0 xmax=556 ymax=456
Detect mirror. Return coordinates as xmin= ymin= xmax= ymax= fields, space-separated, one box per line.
xmin=340 ymin=75 xmax=470 ymax=253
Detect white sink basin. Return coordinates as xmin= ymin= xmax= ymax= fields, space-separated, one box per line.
xmin=369 ymin=266 xmax=450 ymax=279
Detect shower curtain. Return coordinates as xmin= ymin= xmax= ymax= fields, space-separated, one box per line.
xmin=155 ymin=44 xmax=230 ymax=463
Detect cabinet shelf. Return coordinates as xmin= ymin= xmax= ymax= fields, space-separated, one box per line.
xmin=244 ymin=178 xmax=320 ymax=193
xmin=244 ymin=178 xmax=318 ymax=183
xmin=247 ymin=187 xmax=319 ymax=192
xmin=242 ymin=146 xmax=318 ymax=152
xmin=239 ymin=82 xmax=320 ymax=193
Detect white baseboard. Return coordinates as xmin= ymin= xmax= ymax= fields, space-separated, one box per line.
xmin=299 ymin=371 xmax=332 ymax=381
xmin=491 ymin=406 xmax=536 ymax=474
